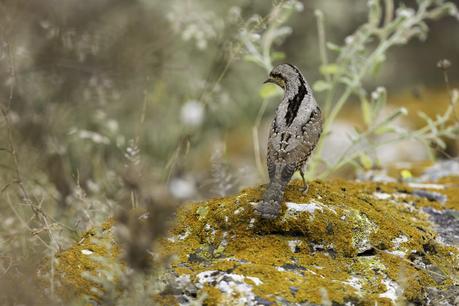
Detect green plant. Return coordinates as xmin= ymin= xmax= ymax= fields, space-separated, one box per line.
xmin=309 ymin=0 xmax=459 ymax=178
xmin=243 ymin=0 xmax=459 ymax=179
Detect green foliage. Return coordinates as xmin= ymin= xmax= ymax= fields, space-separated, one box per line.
xmin=307 ymin=0 xmax=459 ymax=178
xmin=241 ymin=0 xmax=459 ymax=179
xmin=259 ymin=83 xmax=282 ymax=99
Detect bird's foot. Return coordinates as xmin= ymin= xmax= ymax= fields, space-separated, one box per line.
xmin=300 ymin=183 xmax=309 ymax=195
xmin=298 ymin=169 xmax=309 ymax=195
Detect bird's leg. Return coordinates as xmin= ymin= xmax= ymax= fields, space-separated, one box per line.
xmin=299 ymin=168 xmax=309 ymax=194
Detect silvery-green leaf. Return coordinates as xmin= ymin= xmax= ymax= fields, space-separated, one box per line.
xmin=259 ymin=83 xmax=282 ymax=99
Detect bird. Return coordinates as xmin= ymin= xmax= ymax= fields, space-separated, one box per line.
xmin=255 ymin=63 xmax=323 ymax=219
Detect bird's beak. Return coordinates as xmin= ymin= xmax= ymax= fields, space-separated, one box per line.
xmin=263 ymin=77 xmax=284 ymax=89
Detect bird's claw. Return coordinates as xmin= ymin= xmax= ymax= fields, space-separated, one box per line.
xmin=300 ymin=184 xmax=309 ymax=195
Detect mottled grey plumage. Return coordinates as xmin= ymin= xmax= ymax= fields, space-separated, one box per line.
xmin=255 ymin=63 xmax=322 ymax=219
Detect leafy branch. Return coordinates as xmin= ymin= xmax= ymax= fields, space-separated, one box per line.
xmin=243 ymin=0 xmax=458 ymax=180
xmin=308 ymin=0 xmax=459 ymax=178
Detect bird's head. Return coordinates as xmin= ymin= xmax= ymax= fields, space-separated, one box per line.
xmin=264 ymin=63 xmax=301 ymax=89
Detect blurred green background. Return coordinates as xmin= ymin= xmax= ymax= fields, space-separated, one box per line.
xmin=0 ymin=0 xmax=458 ymax=245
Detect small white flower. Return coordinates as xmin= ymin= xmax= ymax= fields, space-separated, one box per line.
xmin=169 ymin=178 xmax=196 ymax=200
xmin=396 ymin=8 xmax=415 ymax=18
xmin=40 ymin=20 xmax=51 ymax=29
xmin=180 ymin=100 xmax=205 ymax=127
xmin=124 ymin=142 xmax=140 ymax=164
xmin=371 ymin=87 xmax=386 ymax=101
xmin=250 ymin=33 xmax=261 ymax=41
xmin=106 ymin=119 xmax=119 ymax=133
xmin=78 ymin=130 xmax=110 ymax=144
xmin=292 ymin=0 xmax=304 ymax=12
xmin=182 ymin=25 xmax=196 ymax=41
xmin=345 ymin=35 xmax=354 ymax=45
xmin=371 ymin=91 xmax=379 ymax=101
xmin=228 ymin=6 xmax=241 ymax=22
xmin=87 ymin=180 xmax=100 ymax=193
xmin=4 ymin=217 xmax=14 ymax=227
xmin=197 ymin=39 xmax=207 ymax=50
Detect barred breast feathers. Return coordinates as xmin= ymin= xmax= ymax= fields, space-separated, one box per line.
xmin=268 ymin=64 xmax=318 ymax=153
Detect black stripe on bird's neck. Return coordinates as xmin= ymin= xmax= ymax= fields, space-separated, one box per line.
xmin=285 ymin=70 xmax=308 ymax=126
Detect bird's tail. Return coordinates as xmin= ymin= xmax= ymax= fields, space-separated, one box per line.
xmin=256 ymin=179 xmax=288 ymax=219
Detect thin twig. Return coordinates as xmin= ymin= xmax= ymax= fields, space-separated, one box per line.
xmin=252 ymin=100 xmax=269 ymax=179
xmin=315 ymin=10 xmax=330 ymax=82
xmin=439 ymin=61 xmax=459 ymax=122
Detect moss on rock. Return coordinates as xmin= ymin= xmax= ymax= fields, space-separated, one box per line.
xmin=48 ymin=219 xmax=120 ymax=302
xmin=50 ymin=178 xmax=459 ymax=305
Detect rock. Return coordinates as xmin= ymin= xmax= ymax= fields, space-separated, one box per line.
xmin=419 ymin=160 xmax=459 ymax=182
xmin=412 ymin=189 xmax=447 ymax=203
xmin=424 ymin=208 xmax=459 ymax=246
xmin=47 ymin=178 xmax=459 ymax=305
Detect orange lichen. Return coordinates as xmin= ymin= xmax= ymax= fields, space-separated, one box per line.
xmin=161 ymin=179 xmax=458 ymax=304
xmin=52 ymin=219 xmax=120 ymax=302
xmin=49 ymin=178 xmax=459 ymax=305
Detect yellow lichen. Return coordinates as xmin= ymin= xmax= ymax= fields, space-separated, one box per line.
xmin=49 ymin=178 xmax=459 ymax=305
xmin=162 ymin=179 xmax=458 ymax=304
xmin=52 ymin=219 xmax=120 ymax=302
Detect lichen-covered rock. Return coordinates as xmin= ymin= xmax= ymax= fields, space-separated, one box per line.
xmin=50 ymin=177 xmax=459 ymax=305
xmin=38 ymin=220 xmax=120 ymax=302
